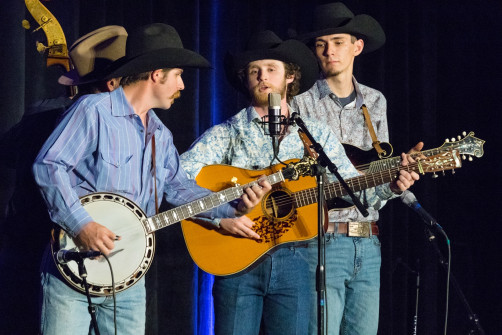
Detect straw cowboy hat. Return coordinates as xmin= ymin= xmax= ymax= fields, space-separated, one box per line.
xmin=58 ymin=25 xmax=127 ymax=86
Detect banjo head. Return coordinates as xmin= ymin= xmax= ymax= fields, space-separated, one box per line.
xmin=52 ymin=192 xmax=155 ymax=296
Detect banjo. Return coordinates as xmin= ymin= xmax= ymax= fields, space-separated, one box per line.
xmin=51 ymin=158 xmax=314 ymax=296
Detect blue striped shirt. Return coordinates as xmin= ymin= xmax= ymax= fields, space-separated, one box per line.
xmin=33 ymin=87 xmax=236 ymax=237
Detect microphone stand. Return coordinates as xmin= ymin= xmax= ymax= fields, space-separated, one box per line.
xmin=425 ymin=228 xmax=486 ymax=335
xmin=403 ymin=192 xmax=485 ymax=334
xmin=290 ymin=113 xmax=369 ymax=217
xmin=395 ymin=258 xmax=420 ymax=335
xmin=290 ymin=113 xmax=369 ymax=335
xmin=77 ymin=259 xmax=101 ymax=335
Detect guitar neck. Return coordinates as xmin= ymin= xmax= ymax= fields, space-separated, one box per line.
xmin=294 ymin=161 xmax=419 ymax=208
xmin=367 ymin=146 xmax=456 ymax=173
xmin=144 ymin=170 xmax=285 ymax=233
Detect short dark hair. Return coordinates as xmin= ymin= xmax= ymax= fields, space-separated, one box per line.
xmin=120 ymin=68 xmax=172 ymax=87
xmin=284 ymin=62 xmax=301 ymax=102
xmin=309 ymin=34 xmax=358 ymax=49
xmin=120 ymin=71 xmax=152 ymax=87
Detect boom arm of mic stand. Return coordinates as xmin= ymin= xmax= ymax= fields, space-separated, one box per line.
xmin=290 ymin=113 xmax=369 ymax=217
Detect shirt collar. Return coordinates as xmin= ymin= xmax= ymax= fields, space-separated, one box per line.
xmin=110 ymin=86 xmax=136 ymax=117
xmin=110 ymin=86 xmax=163 ymax=131
xmin=318 ymin=76 xmax=364 ymax=109
xmin=246 ymin=105 xmax=262 ymax=124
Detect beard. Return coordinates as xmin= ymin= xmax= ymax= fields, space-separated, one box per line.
xmin=324 ymin=69 xmax=343 ymax=78
xmin=250 ymin=82 xmax=287 ymax=107
xmin=170 ymin=91 xmax=181 ymax=100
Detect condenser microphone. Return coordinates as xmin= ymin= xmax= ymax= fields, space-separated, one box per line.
xmin=56 ymin=249 xmax=102 ymax=264
xmin=268 ymin=93 xmax=282 ymax=137
xmin=400 ymin=190 xmax=439 ymax=227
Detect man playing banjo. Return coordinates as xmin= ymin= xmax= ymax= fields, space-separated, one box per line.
xmin=33 ymin=23 xmax=270 ymax=334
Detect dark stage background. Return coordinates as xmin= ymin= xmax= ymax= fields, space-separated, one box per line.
xmin=1 ymin=0 xmax=501 ymax=334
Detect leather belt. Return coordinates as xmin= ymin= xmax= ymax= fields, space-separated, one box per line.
xmin=326 ymin=222 xmax=378 ymax=237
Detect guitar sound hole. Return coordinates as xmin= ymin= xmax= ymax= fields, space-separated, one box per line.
xmin=265 ymin=190 xmax=294 ymax=220
xmin=252 ymin=189 xmax=298 ymax=243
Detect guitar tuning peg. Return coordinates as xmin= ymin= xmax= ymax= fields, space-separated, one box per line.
xmin=462 ymin=154 xmax=466 ymax=160
xmin=469 ymin=156 xmax=473 ymax=161
xmin=445 ymin=138 xmax=449 ymax=143
xmin=452 ymin=169 xmax=455 ymax=175
xmin=442 ymin=170 xmax=446 ymax=176
xmin=462 ymin=131 xmax=467 ymax=136
xmin=457 ymin=135 xmax=461 ymax=140
xmin=432 ymin=172 xmax=438 ymax=178
xmin=450 ymin=137 xmax=455 ymax=142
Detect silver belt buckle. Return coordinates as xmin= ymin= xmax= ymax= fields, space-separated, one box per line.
xmin=347 ymin=222 xmax=371 ymax=237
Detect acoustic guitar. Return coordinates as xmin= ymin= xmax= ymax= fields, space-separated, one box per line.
xmin=181 ymin=149 xmax=473 ymax=276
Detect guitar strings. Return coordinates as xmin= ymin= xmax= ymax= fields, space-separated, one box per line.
xmin=104 ymin=157 xmax=450 ymax=234
xmin=260 ymin=158 xmax=450 ymax=210
xmin=354 ymin=146 xmax=452 ymax=172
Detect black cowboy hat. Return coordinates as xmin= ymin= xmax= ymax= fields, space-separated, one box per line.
xmin=225 ymin=30 xmax=319 ymax=96
xmin=106 ymin=23 xmax=210 ymax=78
xmin=297 ymin=2 xmax=385 ymax=54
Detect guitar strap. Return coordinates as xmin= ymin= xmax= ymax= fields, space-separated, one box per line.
xmin=297 ymin=129 xmax=319 ymax=160
xmin=361 ymin=104 xmax=387 ymax=157
xmin=152 ymin=135 xmax=159 ymax=214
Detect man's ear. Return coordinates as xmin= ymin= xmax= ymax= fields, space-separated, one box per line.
xmin=151 ymin=69 xmax=164 ymax=82
xmin=106 ymin=78 xmax=120 ymax=92
xmin=286 ymin=74 xmax=295 ymax=84
xmin=354 ymin=39 xmax=364 ymax=56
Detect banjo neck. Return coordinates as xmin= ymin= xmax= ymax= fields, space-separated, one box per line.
xmin=143 ymin=170 xmax=285 ymax=233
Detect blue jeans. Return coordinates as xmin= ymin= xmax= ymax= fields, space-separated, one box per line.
xmin=39 ymin=245 xmax=146 ymax=335
xmin=213 ymin=246 xmax=310 ymax=335
xmin=308 ymin=234 xmax=381 ymax=335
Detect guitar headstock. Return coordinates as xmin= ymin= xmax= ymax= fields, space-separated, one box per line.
xmin=417 ymin=150 xmax=462 ymax=176
xmin=439 ymin=131 xmax=485 ymax=160
xmin=282 ymin=156 xmax=318 ymax=181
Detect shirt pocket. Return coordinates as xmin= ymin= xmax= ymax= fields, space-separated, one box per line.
xmin=100 ymin=151 xmax=133 ymax=168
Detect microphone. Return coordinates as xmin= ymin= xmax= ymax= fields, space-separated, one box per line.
xmin=56 ymin=249 xmax=102 ymax=264
xmin=400 ymin=190 xmax=439 ymax=227
xmin=268 ymin=93 xmax=282 ymax=138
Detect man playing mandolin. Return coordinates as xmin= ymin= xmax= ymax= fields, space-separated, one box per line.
xmin=33 ymin=23 xmax=270 ymax=335
xmin=292 ymin=3 xmax=425 ymax=334
xmin=179 ymin=30 xmax=418 ymax=334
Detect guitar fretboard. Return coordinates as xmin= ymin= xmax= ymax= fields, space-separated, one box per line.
xmin=367 ymin=132 xmax=481 ymax=173
xmin=294 ymin=161 xmax=426 ymax=208
xmin=144 ymin=171 xmax=285 ymax=233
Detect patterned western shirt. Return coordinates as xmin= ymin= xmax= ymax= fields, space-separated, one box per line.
xmin=33 ymin=87 xmax=237 ymax=237
xmin=292 ymin=77 xmax=393 ymax=223
xmin=179 ymin=105 xmax=395 ymax=224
